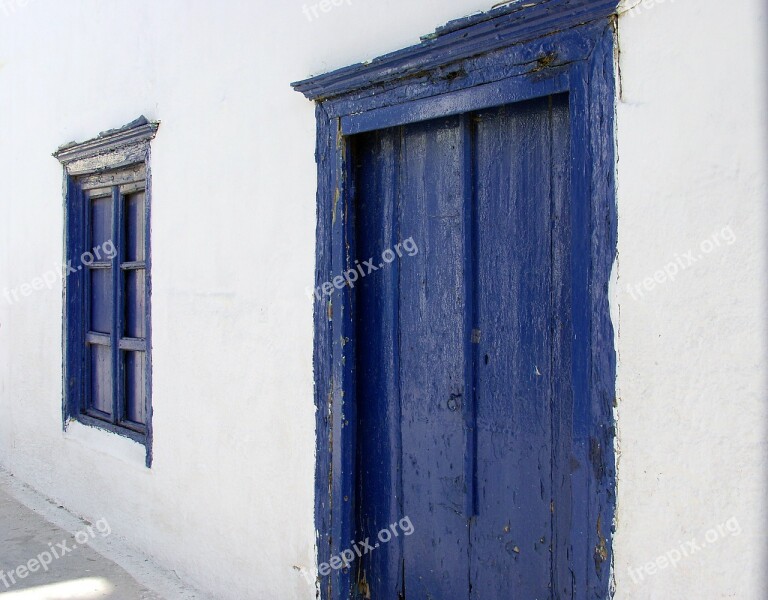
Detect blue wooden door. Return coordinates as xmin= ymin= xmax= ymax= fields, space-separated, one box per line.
xmin=353 ymin=94 xmax=573 ymax=599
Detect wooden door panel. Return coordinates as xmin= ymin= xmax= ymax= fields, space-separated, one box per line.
xmin=354 ymin=96 xmax=573 ymax=599
xmin=353 ymin=127 xmax=404 ymax=599
xmin=398 ymin=116 xmax=471 ymax=599
xmin=469 ymin=97 xmax=566 ymax=599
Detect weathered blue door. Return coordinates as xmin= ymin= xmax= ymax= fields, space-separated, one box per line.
xmin=354 ymin=95 xmax=573 ymax=599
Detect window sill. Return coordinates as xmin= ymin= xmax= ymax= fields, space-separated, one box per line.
xmin=63 ymin=419 xmax=150 ymax=469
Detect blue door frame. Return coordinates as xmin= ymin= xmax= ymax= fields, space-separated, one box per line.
xmin=293 ymin=2 xmax=619 ymax=597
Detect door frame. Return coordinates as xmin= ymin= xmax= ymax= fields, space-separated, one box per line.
xmin=293 ymin=2 xmax=619 ymax=597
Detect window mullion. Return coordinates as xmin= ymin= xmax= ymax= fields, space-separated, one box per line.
xmin=111 ymin=186 xmax=123 ymax=425
xmin=80 ymin=182 xmax=90 ymax=419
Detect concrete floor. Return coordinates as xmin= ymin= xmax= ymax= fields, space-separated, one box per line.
xmin=0 ymin=471 xmax=207 ymax=600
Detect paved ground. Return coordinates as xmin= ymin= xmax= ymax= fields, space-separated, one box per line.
xmin=0 ymin=471 xmax=207 ymax=600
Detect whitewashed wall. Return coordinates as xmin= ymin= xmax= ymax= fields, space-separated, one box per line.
xmin=0 ymin=0 xmax=765 ymax=598
xmin=0 ymin=1 xmax=496 ymax=598
xmin=614 ymin=0 xmax=767 ymax=597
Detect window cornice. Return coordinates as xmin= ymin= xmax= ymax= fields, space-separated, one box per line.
xmin=53 ymin=116 xmax=159 ymax=176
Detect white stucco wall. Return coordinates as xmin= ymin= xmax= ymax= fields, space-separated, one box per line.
xmin=0 ymin=1 xmax=496 ymax=599
xmin=0 ymin=0 xmax=765 ymax=598
xmin=614 ymin=0 xmax=767 ymax=597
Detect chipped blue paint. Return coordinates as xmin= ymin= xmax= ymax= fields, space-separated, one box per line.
xmin=293 ymin=1 xmax=619 ymax=597
xmin=58 ymin=119 xmax=156 ymax=468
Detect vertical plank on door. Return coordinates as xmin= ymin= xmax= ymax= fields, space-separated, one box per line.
xmin=399 ymin=115 xmax=470 ymax=598
xmin=549 ymin=94 xmax=576 ymax=599
xmin=353 ymin=127 xmax=404 ymax=599
xmin=469 ymin=97 xmax=557 ymax=599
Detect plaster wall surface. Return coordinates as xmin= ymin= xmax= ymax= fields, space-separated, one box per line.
xmin=0 ymin=0 xmax=765 ymax=598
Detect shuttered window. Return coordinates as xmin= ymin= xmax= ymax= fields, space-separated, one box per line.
xmin=82 ymin=181 xmax=148 ymax=430
xmin=55 ymin=117 xmax=157 ymax=464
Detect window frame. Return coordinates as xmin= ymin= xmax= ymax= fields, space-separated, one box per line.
xmin=55 ymin=117 xmax=158 ymax=467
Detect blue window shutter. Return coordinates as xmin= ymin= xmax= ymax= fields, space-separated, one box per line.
xmin=64 ymin=176 xmax=86 ymax=422
xmin=56 ymin=117 xmax=158 ymax=465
